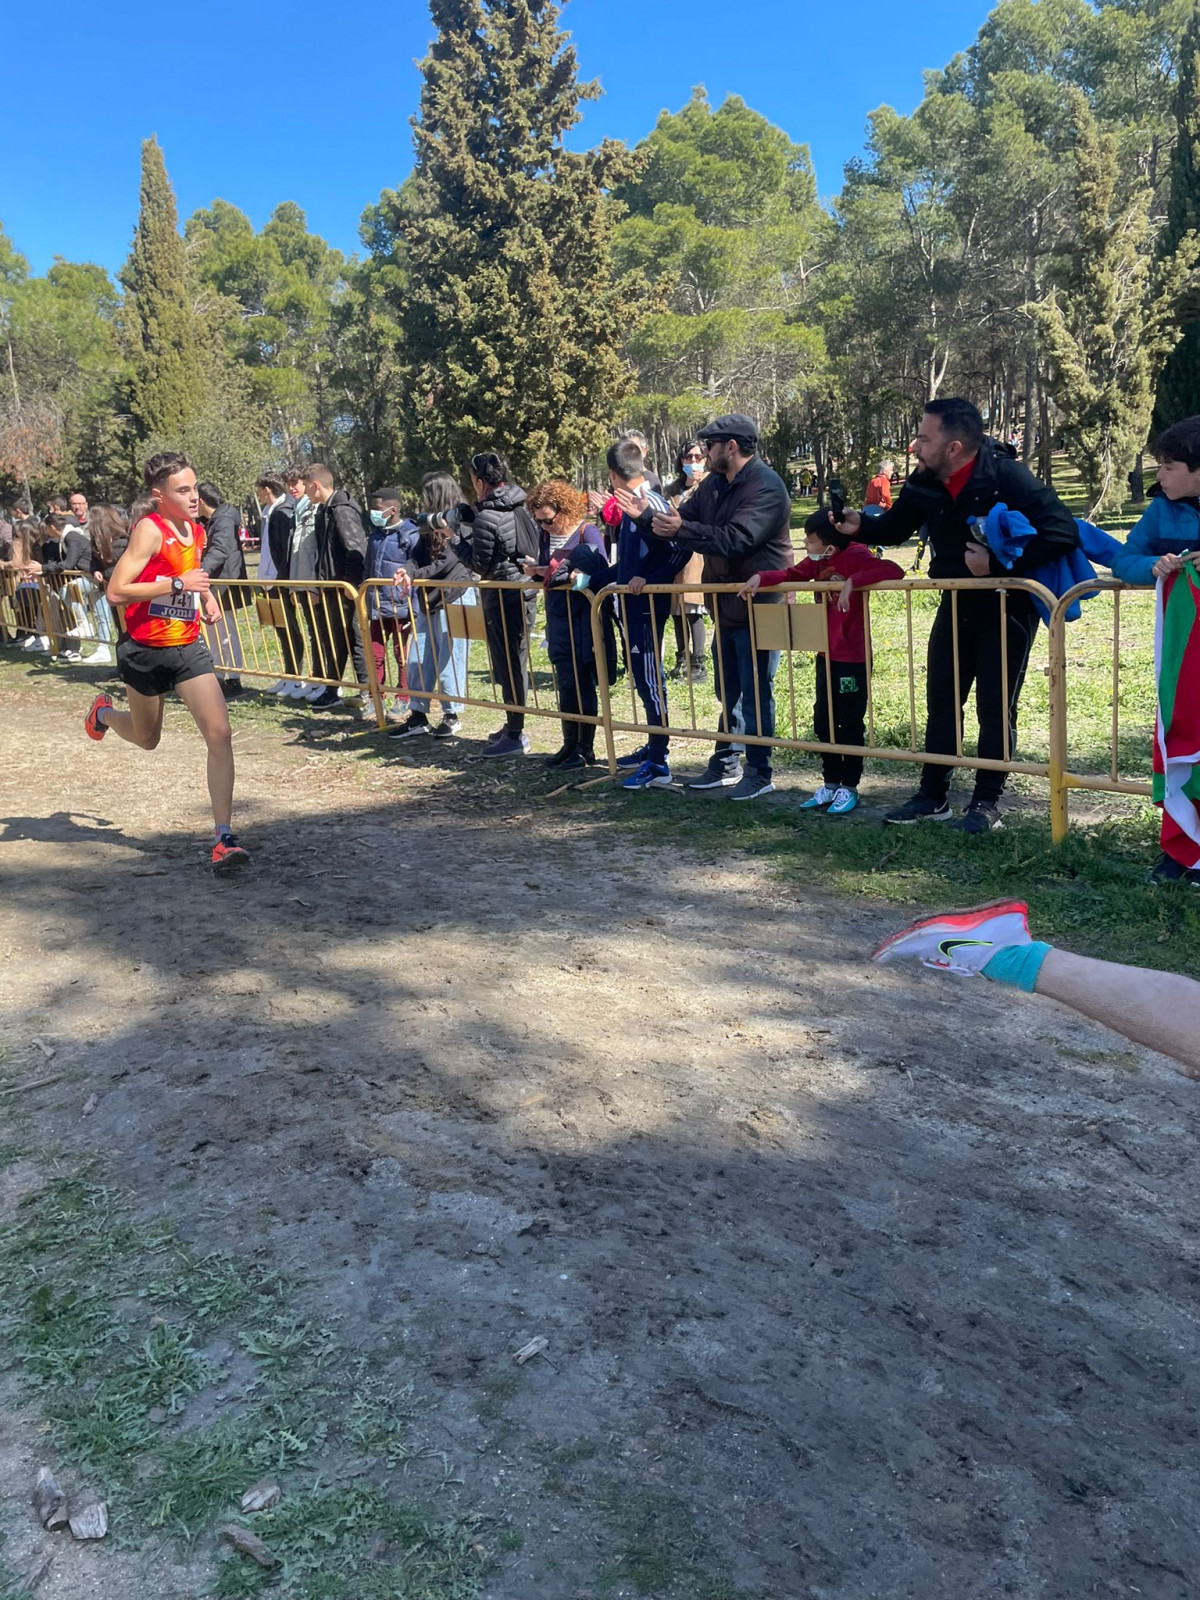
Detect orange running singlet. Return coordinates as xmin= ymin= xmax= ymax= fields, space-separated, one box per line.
xmin=124 ymin=513 xmax=207 ymax=646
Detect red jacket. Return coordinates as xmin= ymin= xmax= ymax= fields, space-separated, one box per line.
xmin=757 ymin=542 xmax=904 ymax=660
xmin=865 ymin=472 xmax=893 ymax=509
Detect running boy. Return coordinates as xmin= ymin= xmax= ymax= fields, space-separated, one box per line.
xmin=739 ymin=510 xmax=902 ymax=814
xmin=1110 ymin=416 xmax=1200 ymax=886
xmin=84 ymin=452 xmax=248 ymax=873
xmin=568 ymin=439 xmax=687 ymax=790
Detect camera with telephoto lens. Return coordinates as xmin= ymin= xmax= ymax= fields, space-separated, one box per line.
xmin=415 ymin=503 xmax=473 ymax=533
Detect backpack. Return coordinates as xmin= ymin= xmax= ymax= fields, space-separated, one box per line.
xmin=513 ymin=504 xmax=541 ymax=563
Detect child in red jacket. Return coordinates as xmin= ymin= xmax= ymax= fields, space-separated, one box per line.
xmin=739 ymin=510 xmax=903 ymax=813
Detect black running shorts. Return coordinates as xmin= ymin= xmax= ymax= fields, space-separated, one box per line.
xmin=116 ymin=633 xmax=215 ymax=698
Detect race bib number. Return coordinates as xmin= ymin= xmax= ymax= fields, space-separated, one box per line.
xmin=147 ymin=591 xmax=200 ymax=623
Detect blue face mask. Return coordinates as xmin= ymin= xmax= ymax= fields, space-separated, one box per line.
xmin=683 ymin=462 xmax=704 ymax=479
xmin=369 ymin=509 xmax=391 ymax=529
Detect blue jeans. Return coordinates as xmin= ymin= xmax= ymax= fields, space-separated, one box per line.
xmin=711 ymin=626 xmax=780 ymax=777
xmin=407 ymin=589 xmax=474 ymax=718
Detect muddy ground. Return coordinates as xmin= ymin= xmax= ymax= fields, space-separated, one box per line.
xmin=1 ymin=667 xmax=1198 ymax=1600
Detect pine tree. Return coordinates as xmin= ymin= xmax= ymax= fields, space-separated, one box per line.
xmin=123 ymin=137 xmax=205 ymax=446
xmin=379 ymin=0 xmax=649 ymax=484
xmin=1029 ymin=91 xmax=1200 ymax=515
xmin=1154 ymin=2 xmax=1200 ymax=431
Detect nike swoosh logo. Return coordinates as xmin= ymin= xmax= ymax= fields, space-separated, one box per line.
xmin=937 ymin=938 xmax=990 ymax=957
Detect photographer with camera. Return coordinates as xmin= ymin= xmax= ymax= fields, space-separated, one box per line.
xmin=465 ymin=450 xmax=539 ymax=758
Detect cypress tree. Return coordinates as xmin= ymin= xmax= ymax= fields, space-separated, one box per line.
xmin=381 ymin=0 xmax=648 ymax=483
xmin=1154 ymin=2 xmax=1200 ymax=431
xmin=124 ymin=137 xmax=204 ymax=445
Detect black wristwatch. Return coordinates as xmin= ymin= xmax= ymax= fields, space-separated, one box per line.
xmin=170 ymin=576 xmax=185 ymax=599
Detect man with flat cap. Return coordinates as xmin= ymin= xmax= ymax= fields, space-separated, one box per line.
xmin=651 ymin=413 xmax=793 ymax=800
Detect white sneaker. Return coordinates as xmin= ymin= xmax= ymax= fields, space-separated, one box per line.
xmin=799 ymin=785 xmax=836 ymax=810
xmin=88 ymin=644 xmax=114 ymax=666
xmin=264 ymin=679 xmax=290 ymax=696
xmin=873 ymin=899 xmax=1031 ymax=976
xmin=281 ymin=681 xmax=309 ymax=699
xmin=301 ymin=684 xmax=327 ymax=702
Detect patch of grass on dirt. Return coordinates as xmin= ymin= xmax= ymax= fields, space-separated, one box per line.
xmin=593 ymin=1482 xmax=747 ymax=1600
xmin=0 ymin=1174 xmax=487 ymax=1597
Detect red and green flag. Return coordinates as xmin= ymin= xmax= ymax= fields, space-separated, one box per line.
xmin=1153 ymin=562 xmax=1200 ymax=869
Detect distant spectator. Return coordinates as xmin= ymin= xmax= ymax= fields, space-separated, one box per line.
xmin=618 ymin=428 xmax=663 ymax=492
xmin=467 ymin=449 xmax=538 ymax=757
xmin=798 ymin=466 xmax=814 ymax=498
xmin=365 ymin=487 xmax=419 ymax=719
xmin=306 ymin=463 xmax=368 ymax=710
xmin=524 ymin=479 xmax=606 ymax=769
xmin=651 ymin=413 xmax=793 ymax=802
xmin=664 ymin=439 xmax=709 ymax=683
xmin=196 ymin=480 xmax=248 ymax=699
xmin=864 ymin=461 xmax=894 ymax=512
xmin=389 ymin=470 xmax=476 ymax=742
xmin=40 ymin=511 xmax=93 ymax=660
xmin=280 ymin=467 xmax=323 ymax=704
xmin=69 ymin=492 xmax=89 ymax=528
xmin=568 ymin=440 xmax=686 ymax=790
xmin=83 ymin=504 xmax=128 ymax=667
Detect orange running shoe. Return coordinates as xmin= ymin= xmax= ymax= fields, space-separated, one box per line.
xmin=85 ymin=693 xmax=113 ymax=741
xmin=212 ymin=835 xmax=250 ymax=874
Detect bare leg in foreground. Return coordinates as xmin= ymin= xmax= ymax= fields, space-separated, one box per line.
xmin=873 ymin=900 xmax=1200 ymax=1080
xmin=1034 ymin=950 xmax=1200 ymax=1078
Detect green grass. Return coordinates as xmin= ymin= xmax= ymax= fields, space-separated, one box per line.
xmin=0 ymin=1175 xmax=487 ymax=1596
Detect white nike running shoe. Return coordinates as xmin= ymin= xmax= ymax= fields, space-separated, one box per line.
xmin=872 ymin=899 xmax=1031 ymax=977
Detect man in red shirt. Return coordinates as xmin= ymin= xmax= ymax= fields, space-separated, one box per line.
xmin=864 ymin=461 xmax=894 ymax=510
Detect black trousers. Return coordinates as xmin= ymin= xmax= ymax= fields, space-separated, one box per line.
xmin=920 ymin=588 xmax=1039 ymax=806
xmin=272 ymin=589 xmax=307 ymax=677
xmin=814 ymin=657 xmax=868 ymax=788
xmin=483 ymin=588 xmax=536 ymax=735
xmin=311 ymin=591 xmax=366 ymax=685
xmin=552 ymin=655 xmax=598 ymax=753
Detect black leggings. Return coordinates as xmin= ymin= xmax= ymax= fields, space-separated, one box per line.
xmin=920 ymin=589 xmax=1039 ymax=806
xmin=483 ymin=588 xmax=536 ymax=735
xmin=814 ymin=657 xmax=868 ymax=788
xmin=552 ymin=655 xmax=598 ymax=753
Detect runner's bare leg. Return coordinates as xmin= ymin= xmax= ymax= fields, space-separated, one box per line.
xmin=1035 ymin=951 xmax=1200 ymax=1077
xmin=176 ymin=673 xmax=235 ymax=830
xmin=99 ymin=685 xmax=165 ymax=750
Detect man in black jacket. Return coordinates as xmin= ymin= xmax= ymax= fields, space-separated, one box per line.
xmin=837 ymin=397 xmax=1079 ymax=832
xmin=306 ymin=464 xmax=368 ymax=710
xmin=651 ymin=413 xmax=793 ymax=801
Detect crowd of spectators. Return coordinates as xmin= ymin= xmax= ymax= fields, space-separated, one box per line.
xmin=4 ymin=398 xmax=1199 ymax=882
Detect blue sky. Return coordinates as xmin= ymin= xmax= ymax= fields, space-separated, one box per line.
xmin=5 ymin=0 xmax=994 ymax=277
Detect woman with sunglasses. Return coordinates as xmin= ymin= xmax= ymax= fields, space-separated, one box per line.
xmin=664 ymin=440 xmax=709 ymax=683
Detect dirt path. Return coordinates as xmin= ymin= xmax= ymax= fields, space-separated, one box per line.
xmin=1 ymin=674 xmax=1198 ymax=1600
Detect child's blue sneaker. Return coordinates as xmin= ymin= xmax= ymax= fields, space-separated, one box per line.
xmin=616 ymin=744 xmax=651 ymax=769
xmin=622 ymin=759 xmax=672 ymax=791
xmin=799 ymin=785 xmax=836 ymax=810
xmin=828 ymin=786 xmax=859 ymax=815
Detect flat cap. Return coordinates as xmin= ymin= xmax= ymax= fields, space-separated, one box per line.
xmin=696 ymin=413 xmax=759 ymax=449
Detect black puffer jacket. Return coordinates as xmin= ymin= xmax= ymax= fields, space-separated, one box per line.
xmin=200 ymin=502 xmax=247 ymax=581
xmin=40 ymin=526 xmax=92 ymax=575
xmin=869 ymin=439 xmax=1079 ymax=578
xmin=469 ymin=483 xmax=529 ymax=582
xmin=401 ymin=533 xmax=474 ymax=614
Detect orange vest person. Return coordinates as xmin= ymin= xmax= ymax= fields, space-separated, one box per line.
xmin=84 ymin=451 xmax=249 ymax=874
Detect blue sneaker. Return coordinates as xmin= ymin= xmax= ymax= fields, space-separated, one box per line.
xmin=799 ymin=785 xmax=836 ymax=810
xmin=621 ymin=759 xmax=672 ymax=791
xmin=616 ymin=744 xmax=651 ymax=770
xmin=828 ymin=786 xmax=859 ymax=816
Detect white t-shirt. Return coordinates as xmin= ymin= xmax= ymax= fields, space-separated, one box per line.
xmin=256 ymin=495 xmax=285 ymax=582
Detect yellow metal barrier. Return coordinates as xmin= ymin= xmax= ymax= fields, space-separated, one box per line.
xmin=590 ymin=576 xmax=1059 ymax=783
xmin=0 ymin=568 xmax=118 ymax=660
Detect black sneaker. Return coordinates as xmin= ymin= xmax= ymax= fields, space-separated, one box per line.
xmin=728 ymin=771 xmax=775 ymax=802
xmin=1149 ymin=852 xmax=1200 ymax=886
xmin=948 ymin=801 xmax=1002 ymax=835
xmin=431 ymin=715 xmax=460 ymax=739
xmin=545 ymin=744 xmax=577 ymax=766
xmin=884 ymin=793 xmax=953 ymax=825
xmin=220 ymin=678 xmax=245 ymax=700
xmin=389 ymin=715 xmax=430 ymax=740
xmin=687 ymin=764 xmax=742 ymax=791
xmin=308 ymin=687 xmax=341 ymax=711
xmin=558 ymin=750 xmax=588 ymax=772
